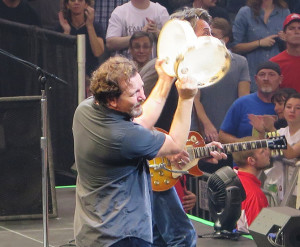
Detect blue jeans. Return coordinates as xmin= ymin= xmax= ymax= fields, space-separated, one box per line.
xmin=110 ymin=237 xmax=152 ymax=247
xmin=152 ymin=187 xmax=197 ymax=247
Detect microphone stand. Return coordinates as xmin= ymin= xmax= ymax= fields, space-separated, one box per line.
xmin=0 ymin=48 xmax=67 ymax=247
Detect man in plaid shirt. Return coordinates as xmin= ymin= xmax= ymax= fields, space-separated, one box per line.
xmin=94 ymin=0 xmax=129 ymax=32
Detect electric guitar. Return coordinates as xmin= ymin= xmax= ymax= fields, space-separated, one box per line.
xmin=149 ymin=130 xmax=287 ymax=192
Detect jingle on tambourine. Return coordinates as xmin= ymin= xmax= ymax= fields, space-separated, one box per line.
xmin=176 ymin=36 xmax=231 ymax=89
xmin=157 ymin=19 xmax=231 ymax=89
xmin=157 ymin=19 xmax=197 ymax=77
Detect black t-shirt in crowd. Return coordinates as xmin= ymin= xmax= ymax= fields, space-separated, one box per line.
xmin=0 ymin=0 xmax=41 ymax=26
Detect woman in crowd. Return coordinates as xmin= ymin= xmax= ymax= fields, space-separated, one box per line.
xmin=253 ymin=93 xmax=300 ymax=207
xmin=57 ymin=0 xmax=105 ymax=96
xmin=232 ymin=0 xmax=290 ymax=92
xmin=277 ymin=93 xmax=300 ymax=160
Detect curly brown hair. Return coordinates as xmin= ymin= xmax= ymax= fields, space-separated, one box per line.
xmin=90 ymin=56 xmax=138 ymax=105
xmin=61 ymin=0 xmax=94 ymax=22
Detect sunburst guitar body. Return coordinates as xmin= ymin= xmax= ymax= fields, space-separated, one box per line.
xmin=149 ymin=130 xmax=205 ymax=191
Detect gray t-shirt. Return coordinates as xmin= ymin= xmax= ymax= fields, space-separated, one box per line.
xmin=191 ymin=53 xmax=250 ymax=131
xmin=73 ymin=97 xmax=165 ymax=247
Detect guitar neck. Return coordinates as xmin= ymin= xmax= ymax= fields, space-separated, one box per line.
xmin=192 ymin=139 xmax=269 ymax=159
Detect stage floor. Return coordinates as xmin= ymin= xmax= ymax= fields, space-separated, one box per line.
xmin=0 ymin=187 xmax=256 ymax=247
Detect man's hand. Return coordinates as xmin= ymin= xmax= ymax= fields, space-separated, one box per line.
xmin=262 ymin=115 xmax=277 ymax=131
xmin=182 ymin=188 xmax=196 ymax=211
xmin=176 ymin=77 xmax=198 ymax=100
xmin=203 ymin=122 xmax=219 ymax=142
xmin=143 ymin=17 xmax=160 ymax=37
xmin=248 ymin=114 xmax=265 ymax=133
xmin=155 ymin=59 xmax=174 ymax=85
xmin=248 ymin=114 xmax=277 ymax=133
xmin=167 ymin=150 xmax=190 ymax=170
xmin=202 ymin=141 xmax=227 ymax=164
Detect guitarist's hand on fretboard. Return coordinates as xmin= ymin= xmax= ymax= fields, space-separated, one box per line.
xmin=202 ymin=141 xmax=227 ymax=164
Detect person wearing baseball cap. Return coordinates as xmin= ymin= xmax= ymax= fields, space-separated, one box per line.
xmin=283 ymin=13 xmax=300 ymax=30
xmin=219 ymin=60 xmax=282 ymax=145
xmin=270 ymin=13 xmax=300 ymax=92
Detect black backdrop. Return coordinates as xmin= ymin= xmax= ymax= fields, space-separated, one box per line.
xmin=0 ymin=18 xmax=78 ymax=185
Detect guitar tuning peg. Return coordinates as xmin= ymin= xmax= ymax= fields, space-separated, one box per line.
xmin=271 ymin=149 xmax=279 ymax=156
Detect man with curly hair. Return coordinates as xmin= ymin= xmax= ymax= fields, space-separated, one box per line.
xmin=73 ymin=55 xmax=227 ymax=246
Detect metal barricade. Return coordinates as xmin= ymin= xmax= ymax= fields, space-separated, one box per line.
xmin=187 ymin=173 xmax=212 ymax=221
xmin=280 ymin=159 xmax=300 ymax=209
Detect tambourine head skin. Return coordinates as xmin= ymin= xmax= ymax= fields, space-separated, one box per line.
xmin=176 ymin=36 xmax=231 ymax=89
xmin=157 ymin=19 xmax=197 ymax=77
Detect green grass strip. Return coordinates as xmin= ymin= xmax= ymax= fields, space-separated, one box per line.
xmin=55 ymin=185 xmax=76 ymax=189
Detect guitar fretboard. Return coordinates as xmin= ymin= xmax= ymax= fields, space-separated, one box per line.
xmin=189 ymin=139 xmax=269 ymax=159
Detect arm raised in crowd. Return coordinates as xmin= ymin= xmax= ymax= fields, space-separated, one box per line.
xmin=85 ymin=6 xmax=104 ymax=57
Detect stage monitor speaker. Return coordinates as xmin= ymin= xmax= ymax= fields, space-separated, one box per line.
xmin=0 ymin=96 xmax=57 ymax=220
xmin=249 ymin=206 xmax=300 ymax=247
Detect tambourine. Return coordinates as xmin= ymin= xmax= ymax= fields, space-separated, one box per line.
xmin=157 ymin=19 xmax=231 ymax=89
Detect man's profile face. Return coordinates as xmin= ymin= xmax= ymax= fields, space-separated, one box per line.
xmin=252 ymin=148 xmax=270 ymax=170
xmin=113 ymin=73 xmax=146 ymax=118
xmin=255 ymin=69 xmax=282 ymax=94
xmin=194 ymin=19 xmax=211 ymax=37
xmin=129 ymin=36 xmax=152 ymax=67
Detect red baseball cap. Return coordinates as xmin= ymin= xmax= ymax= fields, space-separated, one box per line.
xmin=283 ymin=13 xmax=300 ymax=29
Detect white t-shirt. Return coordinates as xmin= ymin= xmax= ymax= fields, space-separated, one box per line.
xmin=106 ymin=1 xmax=169 ymax=57
xmin=264 ymin=127 xmax=300 ymax=203
xmin=279 ymin=127 xmax=300 ymax=146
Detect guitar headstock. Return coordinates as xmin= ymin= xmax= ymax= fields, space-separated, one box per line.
xmin=266 ymin=131 xmax=287 ymax=156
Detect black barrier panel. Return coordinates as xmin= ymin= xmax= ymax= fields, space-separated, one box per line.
xmin=0 ymin=19 xmax=78 ymax=183
xmin=0 ymin=96 xmax=57 ymax=220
